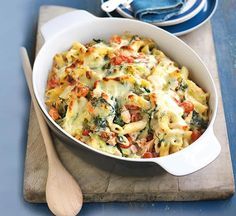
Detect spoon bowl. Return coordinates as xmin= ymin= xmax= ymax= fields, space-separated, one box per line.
xmin=101 ymin=0 xmax=133 ymax=12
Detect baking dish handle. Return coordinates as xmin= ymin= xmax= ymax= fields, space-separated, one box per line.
xmin=41 ymin=10 xmax=97 ymax=41
xmin=151 ymin=128 xmax=221 ymax=176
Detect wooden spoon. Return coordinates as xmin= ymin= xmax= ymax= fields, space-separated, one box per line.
xmin=20 ymin=47 xmax=83 ymax=216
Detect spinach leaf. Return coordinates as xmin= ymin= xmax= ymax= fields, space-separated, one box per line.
xmin=57 ymin=99 xmax=68 ymax=118
xmin=144 ymin=87 xmax=150 ymax=93
xmin=113 ymin=116 xmax=125 ymax=127
xmin=133 ymin=83 xmax=150 ymax=95
xmin=104 ymin=54 xmax=109 ymax=61
xmin=129 ymin=35 xmax=139 ymax=44
xmin=102 ymin=62 xmax=111 ymax=70
xmin=91 ymin=97 xmax=113 ymax=109
xmin=83 ymin=119 xmax=90 ymax=130
xmin=93 ymin=38 xmax=104 ymax=43
xmin=179 ymin=82 xmax=188 ymax=91
xmin=113 ymin=99 xmax=125 ymax=126
xmin=190 ymin=110 xmax=208 ymax=130
xmin=94 ymin=116 xmax=107 ymax=129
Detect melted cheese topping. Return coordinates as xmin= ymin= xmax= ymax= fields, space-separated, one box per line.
xmin=45 ymin=34 xmax=209 ymax=158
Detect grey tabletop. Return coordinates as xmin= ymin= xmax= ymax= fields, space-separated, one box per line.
xmin=0 ymin=0 xmax=235 ymax=215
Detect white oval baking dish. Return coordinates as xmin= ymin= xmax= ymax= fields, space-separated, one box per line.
xmin=33 ymin=10 xmax=221 ymax=176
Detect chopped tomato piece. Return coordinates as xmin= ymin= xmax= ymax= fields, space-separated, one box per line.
xmin=119 ymin=143 xmax=132 ymax=149
xmin=130 ymin=111 xmax=142 ymax=122
xmin=173 ymin=97 xmax=180 ymax=105
xmin=146 ymin=133 xmax=154 ymax=142
xmin=119 ymin=135 xmax=132 ymax=149
xmin=125 ymin=104 xmax=140 ymax=110
xmin=49 ymin=107 xmax=60 ymax=120
xmin=111 ymin=55 xmax=134 ymax=65
xmin=142 ymin=152 xmax=153 ymax=158
xmin=125 ymin=135 xmax=133 ymax=144
xmin=149 ymin=93 xmax=157 ymax=106
xmin=122 ymin=55 xmax=134 ymax=63
xmin=86 ymin=47 xmax=95 ymax=53
xmin=191 ymin=130 xmax=201 ymax=142
xmin=93 ymin=80 xmax=99 ymax=89
xmin=100 ymin=131 xmax=109 ymax=139
xmin=125 ymin=104 xmax=142 ymax=122
xmin=152 ymin=152 xmax=159 ymax=158
xmin=75 ymin=134 xmax=81 ymax=140
xmin=82 ymin=129 xmax=90 ymax=136
xmin=77 ymin=86 xmax=89 ymax=97
xmin=68 ymin=100 xmax=74 ymax=112
xmin=86 ymin=71 xmax=92 ymax=79
xmin=47 ymin=76 xmax=59 ymax=89
xmin=138 ymin=53 xmax=145 ymax=58
xmin=180 ymin=101 xmax=194 ymax=113
xmin=101 ymin=92 xmax=109 ymax=100
xmin=110 ymin=35 xmax=122 ymax=44
xmin=87 ymin=101 xmax=95 ymax=113
xmin=111 ymin=56 xmax=123 ymax=65
xmin=121 ymin=45 xmax=133 ymax=51
xmin=66 ymin=75 xmax=76 ymax=85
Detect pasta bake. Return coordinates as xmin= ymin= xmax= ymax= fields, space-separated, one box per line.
xmin=45 ymin=34 xmax=209 ymax=158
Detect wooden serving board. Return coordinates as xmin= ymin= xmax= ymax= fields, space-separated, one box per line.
xmin=23 ymin=5 xmax=235 ymax=203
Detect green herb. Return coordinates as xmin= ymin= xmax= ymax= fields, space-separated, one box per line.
xmin=91 ymin=97 xmax=98 ymax=106
xmin=113 ymin=116 xmax=125 ymax=127
xmin=116 ymin=144 xmax=123 ymax=156
xmin=114 ymin=98 xmax=120 ymax=112
xmin=133 ymin=85 xmax=143 ymax=95
xmin=148 ymin=128 xmax=154 ymax=135
xmin=159 ymin=138 xmax=165 ymax=143
xmin=93 ymin=38 xmax=104 ymax=43
xmin=57 ymin=99 xmax=68 ymax=118
xmin=91 ymin=97 xmax=113 ymax=109
xmin=90 ymin=67 xmax=99 ymax=70
xmin=102 ymin=62 xmax=111 ymax=70
xmin=190 ymin=110 xmax=208 ymax=130
xmin=179 ymin=82 xmax=188 ymax=91
xmin=158 ymin=138 xmax=165 ymax=147
xmin=146 ymin=108 xmax=158 ymax=133
xmin=113 ymin=99 xmax=125 ymax=126
xmin=86 ymin=91 xmax=92 ymax=100
xmin=117 ymin=136 xmax=125 ymax=143
xmin=106 ymin=70 xmax=113 ymax=76
xmin=129 ymin=35 xmax=139 ymax=44
xmin=83 ymin=119 xmax=90 ymax=130
xmin=94 ymin=116 xmax=107 ymax=128
xmin=104 ymin=54 xmax=109 ymax=61
xmin=144 ymin=87 xmax=150 ymax=93
xmin=119 ymin=65 xmax=123 ymax=70
xmin=55 ymin=118 xmax=64 ymax=125
xmin=133 ymin=83 xmax=150 ymax=95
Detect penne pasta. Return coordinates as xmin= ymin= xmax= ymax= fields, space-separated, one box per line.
xmin=45 ymin=33 xmax=209 ymax=159
xmin=122 ymin=120 xmax=147 ymax=135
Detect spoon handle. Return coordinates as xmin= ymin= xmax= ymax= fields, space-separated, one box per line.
xmin=101 ymin=0 xmax=126 ymax=12
xmin=21 ymin=47 xmax=83 ymax=216
xmin=20 ymin=47 xmax=58 ymax=164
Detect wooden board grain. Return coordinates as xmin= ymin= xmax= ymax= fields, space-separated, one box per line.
xmin=23 ymin=5 xmax=235 ymax=203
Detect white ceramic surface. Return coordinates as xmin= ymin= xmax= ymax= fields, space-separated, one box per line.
xmin=34 ymin=10 xmax=221 ymax=176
